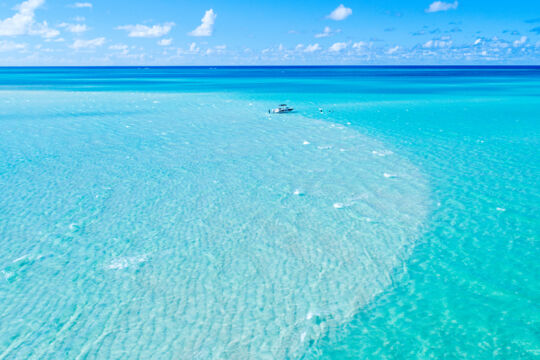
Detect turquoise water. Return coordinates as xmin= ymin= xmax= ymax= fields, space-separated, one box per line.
xmin=0 ymin=67 xmax=538 ymax=359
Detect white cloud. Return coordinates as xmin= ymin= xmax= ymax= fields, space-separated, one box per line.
xmin=117 ymin=22 xmax=174 ymax=38
xmin=304 ymin=43 xmax=321 ymax=53
xmin=352 ymin=41 xmax=370 ymax=53
xmin=474 ymin=38 xmax=482 ymax=45
xmin=423 ymin=39 xmax=452 ymax=48
xmin=425 ymin=1 xmax=458 ymax=13
xmin=0 ymin=0 xmax=59 ymax=38
xmin=108 ymin=43 xmax=128 ymax=55
xmin=387 ymin=45 xmax=400 ymax=54
xmin=32 ymin=21 xmax=59 ymax=38
xmin=59 ymin=22 xmax=88 ymax=33
xmin=493 ymin=40 xmax=510 ymax=49
xmin=109 ymin=44 xmax=127 ymax=51
xmin=327 ymin=4 xmax=352 ymax=21
xmin=0 ymin=40 xmax=26 ymax=52
xmin=0 ymin=0 xmax=44 ymax=35
xmin=72 ymin=2 xmax=92 ymax=8
xmin=189 ymin=42 xmax=199 ymax=53
xmin=315 ymin=26 xmax=333 ymax=38
xmin=71 ymin=37 xmax=105 ymax=49
xmin=158 ymin=38 xmax=172 ymax=46
xmin=329 ymin=42 xmax=347 ymax=52
xmin=189 ymin=9 xmax=216 ymax=37
xmin=513 ymin=36 xmax=527 ymax=47
xmin=206 ymin=44 xmax=226 ymax=55
xmin=352 ymin=41 xmax=367 ymax=49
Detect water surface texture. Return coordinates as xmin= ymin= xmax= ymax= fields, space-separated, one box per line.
xmin=0 ymin=67 xmax=538 ymax=359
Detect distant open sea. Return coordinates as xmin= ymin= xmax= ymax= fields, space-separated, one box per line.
xmin=0 ymin=66 xmax=538 ymax=359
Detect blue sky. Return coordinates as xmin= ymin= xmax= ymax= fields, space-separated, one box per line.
xmin=0 ymin=0 xmax=539 ymax=65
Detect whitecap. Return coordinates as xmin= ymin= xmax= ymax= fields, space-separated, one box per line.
xmin=69 ymin=223 xmax=80 ymax=231
xmin=12 ymin=255 xmax=29 ymax=263
xmin=12 ymin=254 xmax=45 ymax=264
xmin=1 ymin=270 xmax=13 ymax=281
xmin=372 ymin=150 xmax=394 ymax=157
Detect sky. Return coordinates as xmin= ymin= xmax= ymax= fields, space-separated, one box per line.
xmin=0 ymin=0 xmax=539 ymax=65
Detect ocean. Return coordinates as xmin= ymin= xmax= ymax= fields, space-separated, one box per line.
xmin=0 ymin=67 xmax=538 ymax=359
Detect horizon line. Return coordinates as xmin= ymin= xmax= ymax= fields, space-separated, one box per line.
xmin=0 ymin=65 xmax=539 ymax=68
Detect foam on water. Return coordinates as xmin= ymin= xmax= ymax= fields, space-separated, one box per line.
xmin=0 ymin=90 xmax=429 ymax=358
xmin=106 ymin=254 xmax=149 ymax=270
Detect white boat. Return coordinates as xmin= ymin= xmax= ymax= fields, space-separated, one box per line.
xmin=269 ymin=104 xmax=294 ymax=114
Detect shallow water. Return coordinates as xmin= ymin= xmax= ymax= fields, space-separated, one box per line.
xmin=0 ymin=67 xmax=538 ymax=359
